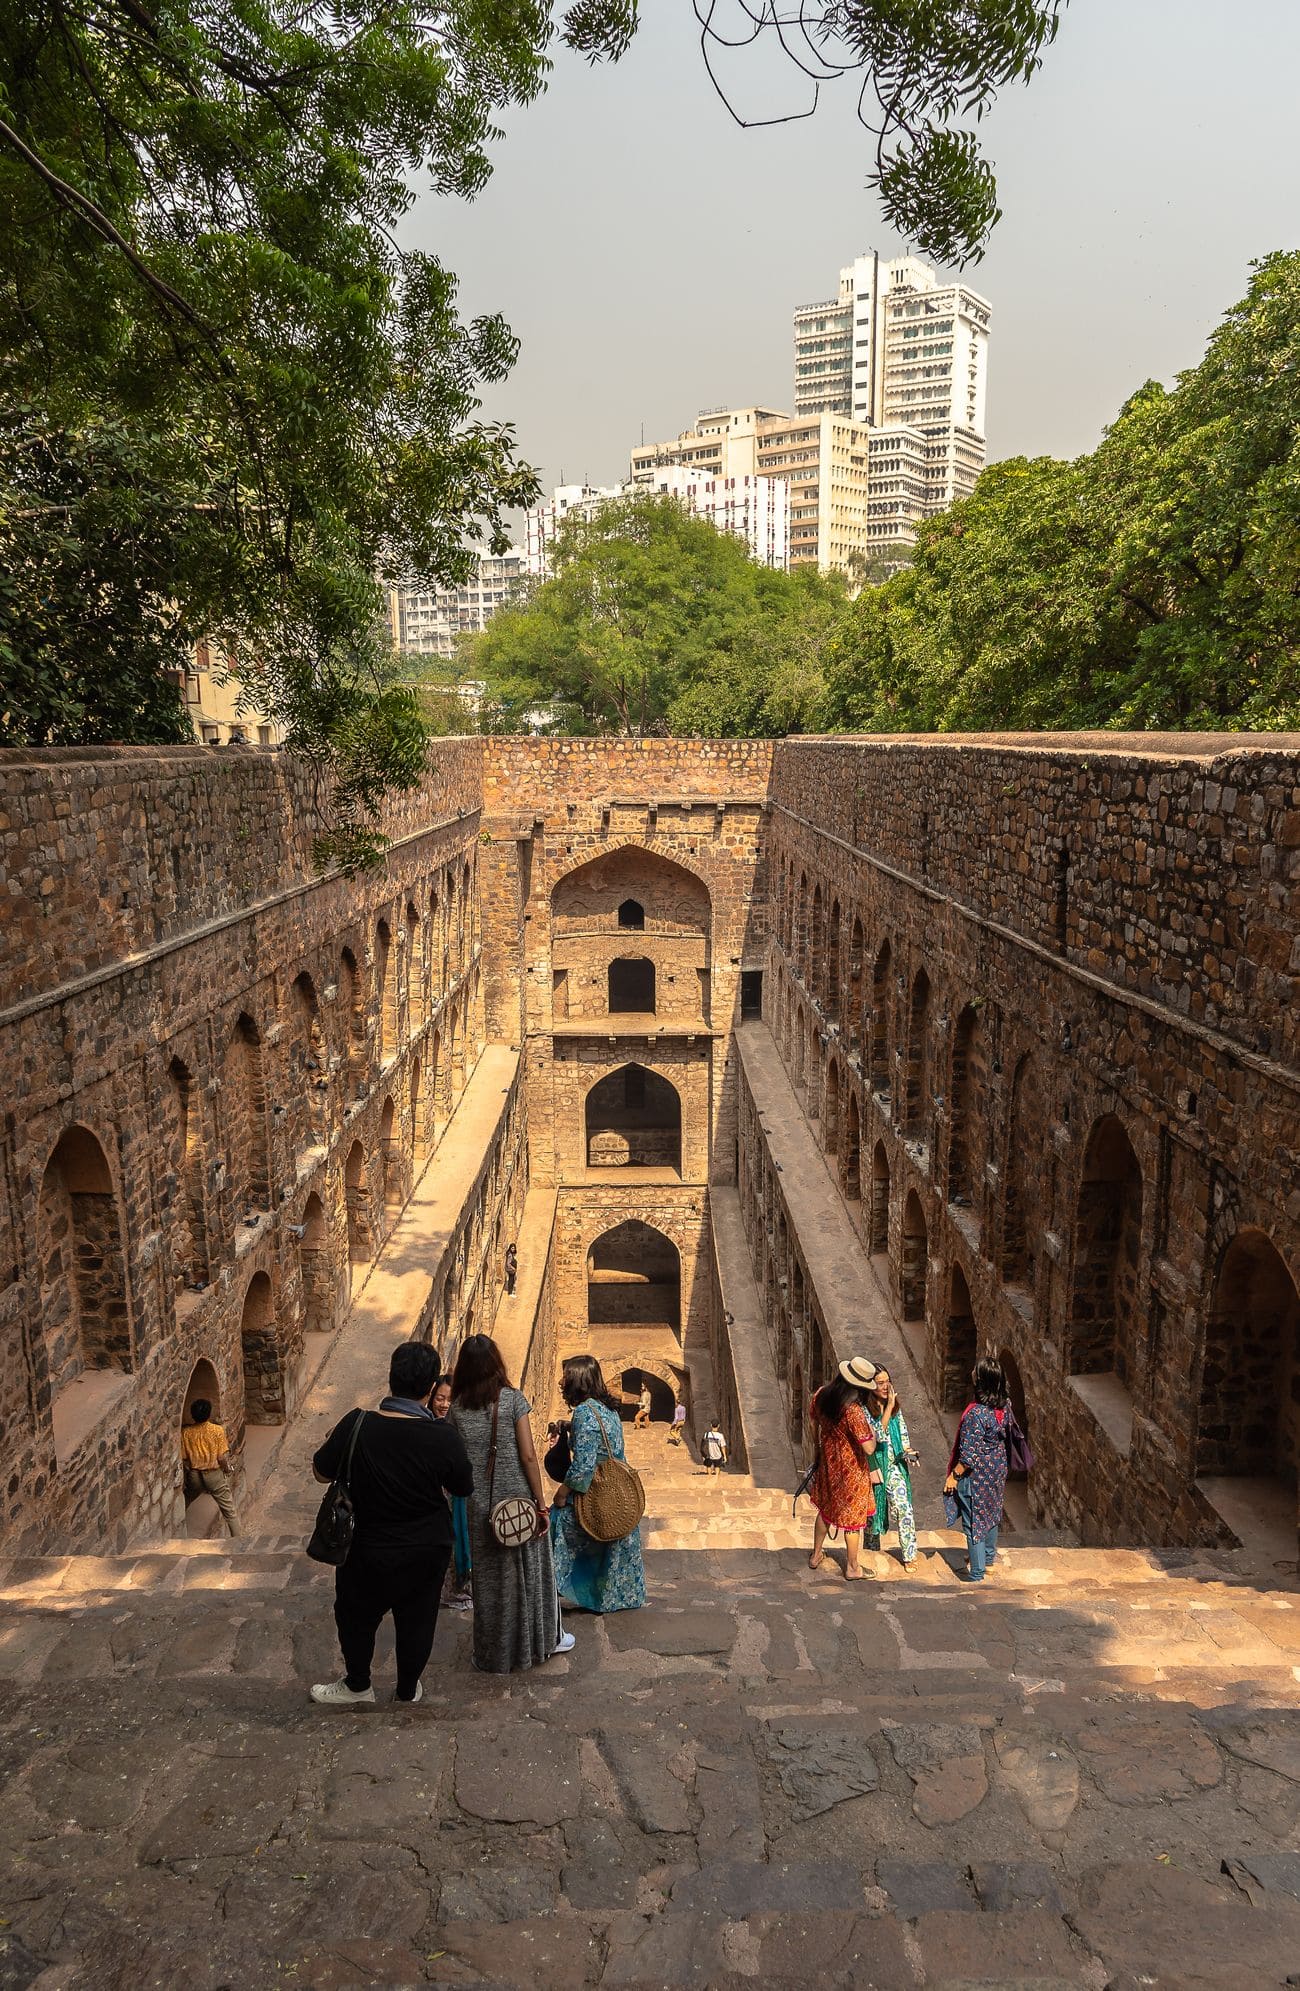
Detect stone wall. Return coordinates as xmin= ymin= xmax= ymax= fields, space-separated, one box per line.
xmin=760 ymin=733 xmax=1300 ymax=1548
xmin=0 ymin=743 xmax=504 ymax=1551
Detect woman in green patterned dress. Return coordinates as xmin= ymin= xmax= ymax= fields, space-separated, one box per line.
xmin=865 ymin=1364 xmax=919 ymax=1571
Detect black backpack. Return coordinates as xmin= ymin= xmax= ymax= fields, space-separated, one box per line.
xmin=306 ymin=1411 xmax=367 ymax=1565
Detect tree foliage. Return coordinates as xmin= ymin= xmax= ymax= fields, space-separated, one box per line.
xmin=466 ymin=493 xmax=849 ymax=736
xmin=821 ymin=253 xmax=1300 ymax=735
xmin=0 ymin=0 xmax=633 ymax=860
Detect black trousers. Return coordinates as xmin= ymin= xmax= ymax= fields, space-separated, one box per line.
xmin=334 ymin=1542 xmax=451 ymax=1699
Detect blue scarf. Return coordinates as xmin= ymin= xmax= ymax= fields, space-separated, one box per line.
xmin=380 ymin=1395 xmax=435 ymax=1420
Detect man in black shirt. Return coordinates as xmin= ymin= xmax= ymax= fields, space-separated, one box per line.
xmin=310 ymin=1341 xmax=473 ymax=1707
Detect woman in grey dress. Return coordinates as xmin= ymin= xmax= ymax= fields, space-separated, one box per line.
xmin=450 ymin=1335 xmax=571 ymax=1672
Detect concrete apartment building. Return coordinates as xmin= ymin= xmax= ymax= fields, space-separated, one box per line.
xmin=387 ymin=550 xmax=527 ymax=658
xmin=524 ymin=482 xmax=625 ymax=579
xmin=528 ymin=466 xmax=790 ymax=578
xmin=795 ymin=250 xmax=992 ymax=513
xmin=629 ymin=405 xmax=872 ymax=575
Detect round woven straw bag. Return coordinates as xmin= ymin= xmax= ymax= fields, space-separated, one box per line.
xmin=573 ymin=1409 xmax=646 ymax=1543
xmin=490 ymin=1493 xmax=539 ymax=1547
xmin=485 ymin=1395 xmax=539 ymax=1549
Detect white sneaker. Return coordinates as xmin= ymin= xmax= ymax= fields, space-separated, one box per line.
xmin=395 ymin=1681 xmax=423 ymax=1704
xmin=553 ymin=1631 xmax=576 ymax=1655
xmin=310 ymin=1679 xmax=376 ymax=1706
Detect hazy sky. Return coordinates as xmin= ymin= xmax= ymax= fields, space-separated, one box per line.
xmin=410 ymin=0 xmax=1300 ymax=499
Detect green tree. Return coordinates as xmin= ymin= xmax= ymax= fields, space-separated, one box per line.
xmin=822 ymin=253 xmax=1300 ymax=735
xmin=468 ymin=493 xmax=849 ymax=736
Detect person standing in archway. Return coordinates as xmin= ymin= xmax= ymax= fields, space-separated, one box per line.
xmin=181 ymin=1399 xmax=240 ymax=1537
xmin=633 ymin=1382 xmax=652 ymax=1429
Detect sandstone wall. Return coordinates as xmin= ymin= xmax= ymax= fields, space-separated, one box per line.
xmin=761 ymin=733 xmax=1300 ymax=1547
xmin=0 ymin=743 xmax=510 ymax=1551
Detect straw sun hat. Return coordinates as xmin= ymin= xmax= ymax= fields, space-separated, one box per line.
xmin=838 ymin=1356 xmax=879 ymax=1389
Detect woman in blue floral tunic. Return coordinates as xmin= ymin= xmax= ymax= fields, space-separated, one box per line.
xmin=865 ymin=1365 xmax=919 ymax=1570
xmin=943 ymin=1358 xmax=1009 ymax=1581
xmin=551 ymin=1356 xmax=646 ymax=1614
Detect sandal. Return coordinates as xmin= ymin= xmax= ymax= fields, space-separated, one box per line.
xmin=808 ymin=1549 xmax=826 ymax=1570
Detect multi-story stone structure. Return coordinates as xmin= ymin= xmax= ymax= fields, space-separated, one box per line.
xmin=3 ymin=732 xmax=1299 ymax=1560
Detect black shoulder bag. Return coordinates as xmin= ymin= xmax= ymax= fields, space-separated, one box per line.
xmin=307 ymin=1411 xmax=367 ymax=1566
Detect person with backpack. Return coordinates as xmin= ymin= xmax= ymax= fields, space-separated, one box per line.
xmin=550 ymin=1356 xmax=646 ymax=1615
xmin=807 ymin=1356 xmax=879 ymax=1580
xmin=701 ymin=1420 xmax=728 ymax=1477
xmin=943 ymin=1357 xmax=1011 ymax=1582
xmin=308 ymin=1341 xmax=473 ymax=1705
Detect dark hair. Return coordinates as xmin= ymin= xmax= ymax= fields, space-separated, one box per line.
xmin=973 ymin=1357 xmax=1008 ymax=1409
xmin=451 ymin=1334 xmax=512 ymax=1411
xmin=189 ymin=1398 xmax=212 ymax=1424
xmin=561 ymin=1355 xmax=620 ymax=1411
xmin=389 ymin=1340 xmax=440 ymax=1401
xmin=814 ymin=1375 xmax=871 ymax=1428
xmin=868 ymin=1368 xmax=902 ymax=1421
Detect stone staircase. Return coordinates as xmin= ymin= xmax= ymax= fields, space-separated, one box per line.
xmin=4 ymin=1455 xmax=1300 ymax=1986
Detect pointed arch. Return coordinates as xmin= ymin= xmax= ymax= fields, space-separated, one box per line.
xmin=869 ymin=1140 xmax=890 ymax=1254
xmin=944 ymin=1264 xmax=977 ymax=1410
xmin=847 ymin=916 xmax=864 ymax=1049
xmin=375 ymin=917 xmax=395 ymax=1065
xmin=870 ymin=940 xmax=892 ymax=1097
xmin=584 ymin=1064 xmax=682 ymax=1171
xmin=587 ymin=1221 xmax=681 ymax=1330
xmin=1068 ymin=1114 xmax=1144 ymax=1387
xmin=901 ymin=1189 xmax=928 ymax=1321
xmin=826 ymin=899 xmax=842 ymax=1021
xmin=824 ymin=1054 xmax=841 ymax=1159
xmin=904 ymin=968 xmax=930 ymax=1135
xmin=844 ymin=1090 xmax=862 ymax=1200
xmin=292 ymin=972 xmax=327 ymax=1146
xmin=240 ymin=1270 xmax=283 ymax=1425
xmin=1002 ymin=1053 xmax=1042 ymax=1297
xmin=379 ymin=1094 xmax=402 ymax=1214
xmin=1198 ymin=1229 xmax=1300 ymax=1481
xmin=344 ymin=1138 xmax=371 ymax=1277
xmin=37 ymin=1125 xmax=132 ymax=1405
xmin=948 ymin=1003 xmax=985 ymax=1208
xmin=167 ymin=1055 xmax=208 ymax=1287
xmin=223 ymin=1013 xmax=270 ymax=1215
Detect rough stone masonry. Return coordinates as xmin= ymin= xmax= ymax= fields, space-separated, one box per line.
xmin=2 ymin=729 xmax=1299 ymax=1557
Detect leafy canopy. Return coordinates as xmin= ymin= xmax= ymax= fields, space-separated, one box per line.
xmin=466 ymin=492 xmax=849 ymax=737
xmin=821 ymin=252 xmax=1300 ymax=735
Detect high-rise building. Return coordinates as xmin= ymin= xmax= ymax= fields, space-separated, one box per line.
xmin=630 ymin=407 xmax=872 ymax=576
xmin=794 ymin=252 xmax=991 ymax=513
xmin=528 ymin=464 xmax=790 ymax=577
xmin=525 ymin=483 xmax=626 ymax=579
xmin=387 ymin=551 xmax=527 ymax=659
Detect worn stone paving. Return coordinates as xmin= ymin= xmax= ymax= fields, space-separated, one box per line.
xmin=4 ymin=1425 xmax=1300 ymax=1991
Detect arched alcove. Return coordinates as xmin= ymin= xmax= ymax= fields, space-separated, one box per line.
xmin=904 ymin=968 xmax=930 ymax=1135
xmin=167 ymin=1056 xmax=208 ymax=1287
xmin=869 ymin=1141 xmax=890 ymax=1254
xmin=944 ymin=1265 xmax=978 ymax=1410
xmin=948 ymin=1003 xmax=985 ymax=1209
xmin=1069 ymin=1114 xmax=1144 ymax=1386
xmin=844 ymin=1090 xmax=862 ymax=1200
xmin=870 ymin=941 xmax=892 ymax=1097
xmin=1000 ymin=1346 xmax=1030 ymax=1461
xmin=223 ymin=1013 xmax=271 ymax=1216
xmin=181 ymin=1356 xmax=223 ymax=1533
xmin=375 ymin=918 xmax=395 ymax=1064
xmin=292 ymin=973 xmax=328 ymax=1145
xmin=588 ymin=1221 xmax=681 ymax=1330
xmin=339 ymin=947 xmax=365 ymax=1100
xmin=618 ymin=898 xmax=645 ymax=929
xmin=825 ymin=900 xmax=842 ymax=1020
xmin=901 ymin=1190 xmax=928 ymax=1321
xmin=405 ymin=899 xmax=422 ymax=1030
xmin=344 ymin=1138 xmax=371 ymax=1275
xmin=379 ymin=1094 xmax=402 ymax=1214
xmin=553 ymin=847 xmax=709 ymax=935
xmin=789 ymin=1360 xmax=805 ymax=1446
xmin=37 ymin=1125 xmax=132 ymax=1404
xmin=240 ymin=1271 xmax=284 ymax=1424
xmin=824 ymin=1056 xmax=841 ymax=1159
xmin=299 ymin=1191 xmax=334 ymax=1334
xmin=1198 ymin=1230 xmax=1300 ymax=1483
xmin=847 ymin=917 xmax=865 ymax=1048
xmin=585 ymin=1064 xmax=682 ymax=1171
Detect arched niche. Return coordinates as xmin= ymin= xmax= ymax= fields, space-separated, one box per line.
xmin=609 ymin=957 xmax=656 ymax=1014
xmin=587 ymin=1221 xmax=681 ymax=1330
xmin=869 ymin=1140 xmax=890 ymax=1254
xmin=240 ymin=1270 xmax=284 ymax=1425
xmin=1069 ymin=1114 xmax=1144 ymax=1386
xmin=1198 ymin=1229 xmax=1300 ymax=1483
xmin=344 ymin=1138 xmax=371 ymax=1273
xmin=223 ymin=1013 xmax=271 ymax=1216
xmin=167 ymin=1055 xmax=208 ymax=1287
xmin=37 ymin=1125 xmax=132 ymax=1406
xmin=584 ymin=1064 xmax=682 ymax=1172
xmin=901 ymin=1189 xmax=928 ymax=1322
xmin=551 ymin=846 xmax=710 ymax=938
xmin=944 ymin=1264 xmax=978 ymax=1410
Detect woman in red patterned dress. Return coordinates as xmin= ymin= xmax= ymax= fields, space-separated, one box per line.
xmin=807 ymin=1356 xmax=880 ymax=1580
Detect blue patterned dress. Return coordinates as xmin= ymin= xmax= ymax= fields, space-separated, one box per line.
xmin=550 ymin=1399 xmax=647 ymax=1614
xmin=943 ymin=1403 xmax=1008 ymax=1540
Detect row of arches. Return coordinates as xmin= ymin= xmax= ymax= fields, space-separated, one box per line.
xmin=774 ymin=862 xmax=1300 ymax=1503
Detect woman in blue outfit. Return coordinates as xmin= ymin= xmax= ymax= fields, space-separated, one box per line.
xmin=943 ymin=1357 xmax=1010 ymax=1581
xmin=551 ymin=1355 xmax=647 ymax=1614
